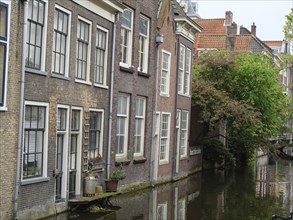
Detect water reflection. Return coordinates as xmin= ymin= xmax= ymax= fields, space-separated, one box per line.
xmin=54 ymin=156 xmax=293 ymax=220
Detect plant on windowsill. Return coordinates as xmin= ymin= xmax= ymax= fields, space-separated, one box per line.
xmin=105 ymin=165 xmax=127 ymax=192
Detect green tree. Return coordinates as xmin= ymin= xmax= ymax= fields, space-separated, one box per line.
xmin=193 ymin=51 xmax=287 ymax=166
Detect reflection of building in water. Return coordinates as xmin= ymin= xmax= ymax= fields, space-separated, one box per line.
xmin=255 ymin=159 xmax=292 ymax=207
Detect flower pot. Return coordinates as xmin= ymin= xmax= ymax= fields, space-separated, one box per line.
xmin=105 ymin=179 xmax=119 ymax=192
xmin=84 ymin=172 xmax=96 ymax=197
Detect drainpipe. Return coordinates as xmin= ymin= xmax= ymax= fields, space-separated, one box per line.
xmin=107 ymin=13 xmax=118 ymax=179
xmin=14 ymin=0 xmax=28 ymax=219
xmin=150 ymin=34 xmax=164 ymax=186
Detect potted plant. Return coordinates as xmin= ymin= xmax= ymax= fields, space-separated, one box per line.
xmin=105 ymin=165 xmax=127 ymax=192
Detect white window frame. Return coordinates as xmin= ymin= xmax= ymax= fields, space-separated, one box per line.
xmin=94 ymin=25 xmax=108 ymax=88
xmin=120 ymin=7 xmax=133 ymax=68
xmin=178 ymin=44 xmax=185 ymax=94
xmin=184 ymin=48 xmax=191 ymax=95
xmin=25 ymin=0 xmax=48 ymax=73
xmin=138 ymin=15 xmax=149 ymax=73
xmin=56 ymin=104 xmax=69 ymax=201
xmin=22 ymin=101 xmax=49 ymax=184
xmin=178 ymin=45 xmax=192 ymax=96
xmin=116 ymin=93 xmax=130 ymax=159
xmin=180 ymin=111 xmax=189 ymax=158
xmin=0 ymin=0 xmax=10 ymax=111
xmin=157 ymin=202 xmax=168 ymax=220
xmin=159 ymin=112 xmax=171 ymax=164
xmin=51 ymin=4 xmax=71 ymax=77
xmin=134 ymin=96 xmax=146 ymax=157
xmin=160 ymin=50 xmax=171 ymax=97
xmin=88 ymin=108 xmax=104 ymax=159
xmin=70 ymin=106 xmax=83 ymax=196
xmin=75 ymin=16 xmax=92 ymax=85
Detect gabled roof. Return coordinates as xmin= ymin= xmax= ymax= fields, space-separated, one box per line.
xmin=195 ymin=19 xmax=226 ymax=35
xmin=171 ymin=0 xmax=202 ymax=32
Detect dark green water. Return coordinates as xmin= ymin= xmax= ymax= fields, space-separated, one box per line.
xmin=54 ymin=157 xmax=293 ymax=220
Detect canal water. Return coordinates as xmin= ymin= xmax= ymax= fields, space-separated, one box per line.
xmin=54 ymin=156 xmax=293 ymax=220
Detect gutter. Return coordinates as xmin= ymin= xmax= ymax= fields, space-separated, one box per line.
xmin=151 ymin=34 xmax=164 ymax=186
xmin=14 ymin=0 xmax=28 ymax=219
xmin=107 ymin=13 xmax=118 ymax=179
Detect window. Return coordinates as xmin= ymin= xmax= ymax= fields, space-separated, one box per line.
xmin=88 ymin=110 xmax=103 ymax=159
xmin=180 ymin=111 xmax=188 ymax=158
xmin=157 ymin=203 xmax=167 ymax=220
xmin=160 ymin=50 xmax=171 ymax=96
xmin=52 ymin=5 xmax=71 ymax=76
xmin=26 ymin=0 xmax=47 ymax=70
xmin=120 ymin=8 xmax=133 ymax=67
xmin=134 ymin=96 xmax=146 ymax=157
xmin=178 ymin=45 xmax=185 ymax=94
xmin=138 ymin=15 xmax=149 ymax=73
xmin=178 ymin=45 xmax=191 ymax=95
xmin=69 ymin=108 xmax=82 ymax=198
xmin=76 ymin=17 xmax=91 ymax=82
xmin=23 ymin=102 xmax=48 ymax=180
xmin=116 ymin=94 xmax=130 ymax=158
xmin=95 ymin=26 xmax=108 ymax=87
xmin=56 ymin=106 xmax=69 ymax=202
xmin=178 ymin=198 xmax=186 ymax=220
xmin=184 ymin=49 xmax=191 ymax=94
xmin=0 ymin=1 xmax=8 ymax=109
xmin=160 ymin=113 xmax=170 ymax=163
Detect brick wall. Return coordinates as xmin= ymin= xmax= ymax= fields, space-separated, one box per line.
xmin=0 ymin=1 xmax=22 ymax=219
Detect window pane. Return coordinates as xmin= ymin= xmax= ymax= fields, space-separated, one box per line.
xmin=0 ymin=5 xmax=7 ymax=38
xmin=122 ymin=9 xmax=132 ymax=28
xmin=71 ymin=110 xmax=80 ymax=131
xmin=139 ymin=16 xmax=148 ymax=36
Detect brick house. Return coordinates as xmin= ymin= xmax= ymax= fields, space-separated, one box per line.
xmin=0 ymin=1 xmax=22 ymax=219
xmin=110 ymin=0 xmax=157 ymax=189
xmin=154 ymin=0 xmax=201 ymax=185
xmin=12 ymin=0 xmax=123 ymax=219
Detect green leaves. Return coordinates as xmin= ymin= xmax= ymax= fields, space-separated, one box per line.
xmin=193 ymin=51 xmax=288 ymax=166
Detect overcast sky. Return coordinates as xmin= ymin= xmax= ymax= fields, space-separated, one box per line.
xmin=197 ymin=0 xmax=292 ymax=41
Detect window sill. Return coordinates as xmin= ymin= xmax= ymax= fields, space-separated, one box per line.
xmin=0 ymin=106 xmax=8 ymax=111
xmin=94 ymin=84 xmax=109 ymax=90
xmin=178 ymin=93 xmax=191 ymax=98
xmin=160 ymin=93 xmax=170 ymax=98
xmin=115 ymin=157 xmax=131 ymax=166
xmin=51 ymin=73 xmax=70 ymax=81
xmin=137 ymin=71 xmax=150 ymax=78
xmin=25 ymin=67 xmax=48 ymax=76
xmin=21 ymin=177 xmax=50 ymax=185
xmin=159 ymin=160 xmax=169 ymax=165
xmin=75 ymin=79 xmax=92 ymax=86
xmin=133 ymin=156 xmax=147 ymax=164
xmin=120 ymin=65 xmax=135 ymax=74
xmin=180 ymin=155 xmax=188 ymax=160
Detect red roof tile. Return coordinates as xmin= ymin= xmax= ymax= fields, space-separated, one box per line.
xmin=195 ymin=19 xmax=226 ymax=35
xmin=263 ymin=41 xmax=282 ymax=47
xmin=196 ymin=34 xmax=226 ymax=50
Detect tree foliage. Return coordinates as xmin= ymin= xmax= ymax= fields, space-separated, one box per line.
xmin=193 ymin=51 xmax=288 ymax=166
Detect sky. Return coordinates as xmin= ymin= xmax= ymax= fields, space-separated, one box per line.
xmin=197 ymin=0 xmax=292 ymax=41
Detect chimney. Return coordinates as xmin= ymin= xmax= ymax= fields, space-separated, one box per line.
xmin=251 ymin=22 xmax=256 ymax=36
xmin=225 ymin=11 xmax=233 ymax=26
